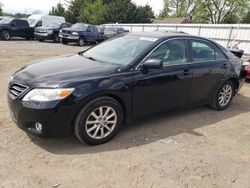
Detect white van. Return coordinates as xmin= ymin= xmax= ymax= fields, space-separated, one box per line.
xmin=27 ymin=15 xmax=65 ymax=27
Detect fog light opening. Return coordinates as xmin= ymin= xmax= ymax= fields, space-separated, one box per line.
xmin=35 ymin=122 xmax=43 ymax=132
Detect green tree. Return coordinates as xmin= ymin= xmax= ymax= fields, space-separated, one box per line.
xmin=65 ymin=0 xmax=85 ymax=23
xmin=49 ymin=2 xmax=67 ymax=18
xmin=80 ymin=0 xmax=107 ymax=24
xmin=136 ymin=4 xmax=155 ymax=23
xmin=0 ymin=2 xmax=3 ymax=16
xmin=162 ymin=0 xmax=196 ymax=17
xmin=196 ymin=0 xmax=248 ymax=23
xmin=103 ymin=0 xmax=138 ymax=23
xmin=242 ymin=11 xmax=250 ymax=23
xmin=159 ymin=0 xmax=170 ymax=18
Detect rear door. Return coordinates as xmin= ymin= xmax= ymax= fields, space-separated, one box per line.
xmin=17 ymin=20 xmax=31 ymax=38
xmin=188 ymin=38 xmax=229 ymax=104
xmin=132 ymin=38 xmax=193 ymax=116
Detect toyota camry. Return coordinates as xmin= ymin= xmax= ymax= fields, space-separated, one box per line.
xmin=8 ymin=32 xmax=246 ymax=145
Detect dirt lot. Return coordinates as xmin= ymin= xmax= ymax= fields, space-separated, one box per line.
xmin=0 ymin=40 xmax=250 ymax=188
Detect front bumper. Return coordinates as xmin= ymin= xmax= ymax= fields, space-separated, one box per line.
xmin=8 ymin=95 xmax=80 ymax=137
xmin=59 ymin=33 xmax=79 ymax=42
xmin=34 ymin=32 xmax=54 ymax=40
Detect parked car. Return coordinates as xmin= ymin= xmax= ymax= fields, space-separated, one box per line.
xmin=107 ymin=26 xmax=128 ymax=38
xmin=27 ymin=14 xmax=65 ymax=28
xmin=0 ymin=16 xmax=8 ymax=21
xmin=0 ymin=17 xmax=34 ymax=40
xmin=97 ymin=26 xmax=108 ymax=42
xmin=34 ymin=22 xmax=72 ymax=43
xmin=59 ymin=23 xmax=99 ymax=46
xmin=8 ymin=32 xmax=246 ymax=145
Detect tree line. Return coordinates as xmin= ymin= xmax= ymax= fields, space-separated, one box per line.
xmin=0 ymin=0 xmax=249 ymax=24
xmin=49 ymin=0 xmax=155 ymax=24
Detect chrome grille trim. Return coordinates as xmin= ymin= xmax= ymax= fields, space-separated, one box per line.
xmin=8 ymin=83 xmax=28 ymax=99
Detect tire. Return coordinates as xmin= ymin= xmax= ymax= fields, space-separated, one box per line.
xmin=1 ymin=30 xmax=11 ymax=40
xmin=53 ymin=35 xmax=60 ymax=43
xmin=210 ymin=80 xmax=234 ymax=110
xmin=74 ymin=97 xmax=123 ymax=145
xmin=38 ymin=39 xmax=44 ymax=42
xmin=62 ymin=39 xmax=68 ymax=45
xmin=78 ymin=38 xmax=86 ymax=46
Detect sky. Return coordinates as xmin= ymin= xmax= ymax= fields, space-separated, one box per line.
xmin=1 ymin=0 xmax=163 ymax=15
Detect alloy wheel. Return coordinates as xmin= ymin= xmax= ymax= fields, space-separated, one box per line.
xmin=78 ymin=39 xmax=85 ymax=46
xmin=4 ymin=31 xmax=10 ymax=40
xmin=85 ymin=106 xmax=117 ymax=139
xmin=218 ymin=84 xmax=232 ymax=106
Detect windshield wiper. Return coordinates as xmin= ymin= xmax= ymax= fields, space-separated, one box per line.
xmin=81 ymin=54 xmax=97 ymax=61
xmin=86 ymin=56 xmax=97 ymax=61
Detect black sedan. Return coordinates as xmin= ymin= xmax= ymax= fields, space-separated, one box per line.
xmin=8 ymin=32 xmax=246 ymax=145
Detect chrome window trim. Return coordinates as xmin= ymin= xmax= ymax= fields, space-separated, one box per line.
xmin=135 ymin=37 xmax=228 ymax=71
xmin=135 ymin=37 xmax=188 ymax=70
xmin=189 ymin=38 xmax=228 ymax=63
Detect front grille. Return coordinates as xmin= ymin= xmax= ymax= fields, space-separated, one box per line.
xmin=62 ymin=30 xmax=72 ymax=34
xmin=9 ymin=83 xmax=28 ymax=99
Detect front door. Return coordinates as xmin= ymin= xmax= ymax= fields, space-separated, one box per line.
xmin=132 ymin=38 xmax=193 ymax=117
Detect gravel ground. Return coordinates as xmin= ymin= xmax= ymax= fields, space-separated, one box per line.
xmin=0 ymin=40 xmax=250 ymax=188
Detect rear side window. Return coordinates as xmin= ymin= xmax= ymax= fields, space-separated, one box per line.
xmin=147 ymin=39 xmax=187 ymax=66
xmin=16 ymin=20 xmax=28 ymax=28
xmin=191 ymin=40 xmax=226 ymax=62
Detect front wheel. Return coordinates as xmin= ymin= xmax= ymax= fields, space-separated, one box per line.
xmin=78 ymin=38 xmax=86 ymax=46
xmin=62 ymin=39 xmax=68 ymax=45
xmin=74 ymin=97 xmax=123 ymax=145
xmin=210 ymin=81 xmax=234 ymax=110
xmin=1 ymin=30 xmax=11 ymax=40
xmin=53 ymin=35 xmax=60 ymax=43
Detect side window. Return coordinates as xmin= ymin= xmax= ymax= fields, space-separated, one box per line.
xmin=16 ymin=20 xmax=28 ymax=28
xmin=191 ymin=40 xmax=226 ymax=62
xmin=11 ymin=20 xmax=16 ymax=26
xmin=35 ymin=20 xmax=42 ymax=27
xmin=89 ymin=26 xmax=94 ymax=32
xmin=147 ymin=39 xmax=187 ymax=66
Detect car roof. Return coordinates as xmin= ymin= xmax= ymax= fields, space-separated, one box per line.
xmin=127 ymin=31 xmax=188 ymax=38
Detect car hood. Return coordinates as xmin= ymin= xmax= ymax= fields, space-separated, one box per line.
xmin=12 ymin=54 xmax=120 ymax=88
xmin=62 ymin=28 xmax=84 ymax=32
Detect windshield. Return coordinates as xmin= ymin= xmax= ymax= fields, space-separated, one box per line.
xmin=82 ymin=35 xmax=157 ymax=65
xmin=71 ymin=23 xmax=88 ymax=31
xmin=0 ymin=17 xmax=14 ymax=24
xmin=27 ymin=19 xmax=38 ymax=27
xmin=45 ymin=22 xmax=60 ymax=28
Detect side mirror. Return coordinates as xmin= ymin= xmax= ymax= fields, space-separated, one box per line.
xmin=142 ymin=59 xmax=163 ymax=70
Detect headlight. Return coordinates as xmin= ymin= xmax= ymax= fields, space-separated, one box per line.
xmin=72 ymin=32 xmax=79 ymax=36
xmin=22 ymin=88 xmax=74 ymax=102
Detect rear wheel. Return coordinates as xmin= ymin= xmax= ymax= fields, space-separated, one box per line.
xmin=38 ymin=39 xmax=44 ymax=42
xmin=74 ymin=97 xmax=123 ymax=145
xmin=211 ymin=81 xmax=234 ymax=110
xmin=1 ymin=30 xmax=11 ymax=40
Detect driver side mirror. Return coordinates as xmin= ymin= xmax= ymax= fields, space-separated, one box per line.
xmin=142 ymin=59 xmax=163 ymax=70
